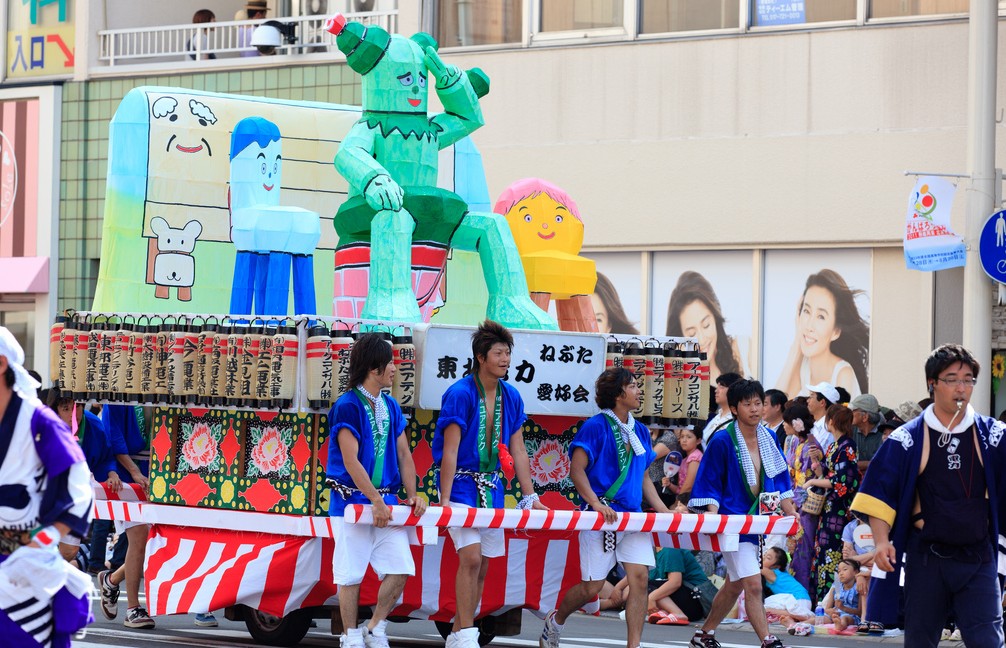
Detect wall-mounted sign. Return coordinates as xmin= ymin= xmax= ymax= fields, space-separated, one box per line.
xmin=6 ymin=0 xmax=75 ymax=80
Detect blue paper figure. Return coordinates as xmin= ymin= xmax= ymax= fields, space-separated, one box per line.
xmin=229 ymin=117 xmax=321 ymax=316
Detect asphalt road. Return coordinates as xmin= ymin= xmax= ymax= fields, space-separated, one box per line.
xmin=75 ymin=601 xmax=921 ymax=648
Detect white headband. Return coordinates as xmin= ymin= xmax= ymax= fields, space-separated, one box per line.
xmin=0 ymin=326 xmax=40 ymax=400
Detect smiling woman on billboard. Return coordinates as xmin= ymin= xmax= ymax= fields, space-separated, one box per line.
xmin=776 ymin=269 xmax=870 ymax=398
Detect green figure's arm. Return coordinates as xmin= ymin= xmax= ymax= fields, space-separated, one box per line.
xmin=335 ymin=119 xmax=404 ymax=212
xmin=425 ymin=47 xmax=485 ymax=150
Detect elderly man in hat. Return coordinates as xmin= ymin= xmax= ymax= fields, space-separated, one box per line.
xmin=850 ymin=394 xmax=885 ymax=472
xmin=0 ymin=326 xmax=94 ymax=647
xmin=877 ymin=401 xmax=923 ymax=443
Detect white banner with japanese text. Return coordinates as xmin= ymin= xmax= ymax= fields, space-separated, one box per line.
xmin=415 ymin=325 xmax=606 ymax=417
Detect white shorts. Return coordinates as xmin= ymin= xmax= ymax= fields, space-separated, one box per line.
xmin=332 ymin=517 xmax=415 ymax=586
xmin=579 ymin=530 xmax=654 ymax=582
xmin=448 ymin=526 xmax=505 ymax=558
xmin=721 ymin=541 xmax=761 ymax=581
xmin=114 ymin=520 xmax=148 ymax=534
xmin=445 ymin=503 xmax=505 ymax=558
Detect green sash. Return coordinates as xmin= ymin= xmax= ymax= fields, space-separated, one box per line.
xmin=354 ymin=389 xmax=389 ymax=488
xmin=603 ymin=414 xmax=633 ymax=501
xmin=475 ymin=375 xmax=502 ymax=472
xmin=76 ymin=411 xmax=87 ymax=446
xmin=727 ymin=422 xmax=765 ymax=515
xmin=134 ymin=406 xmax=147 ymax=442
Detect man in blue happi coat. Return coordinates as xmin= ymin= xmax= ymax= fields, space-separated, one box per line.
xmin=433 ymin=320 xmax=546 ymax=648
xmin=688 ymin=379 xmax=796 ymax=648
xmin=327 ymin=332 xmax=426 ymax=648
xmin=539 ymin=367 xmax=671 ymax=648
xmin=851 ymin=344 xmax=1006 ymax=647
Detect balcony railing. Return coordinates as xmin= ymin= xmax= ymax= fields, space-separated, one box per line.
xmin=97 ymin=10 xmax=398 ymax=67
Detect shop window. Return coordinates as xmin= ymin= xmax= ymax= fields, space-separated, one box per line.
xmin=871 ymin=0 xmax=968 ymax=18
xmin=751 ymin=0 xmax=856 ymax=26
xmin=640 ymin=0 xmax=740 ymax=33
xmin=432 ymin=0 xmax=522 ymax=47
xmin=0 ymin=311 xmax=36 ymax=375
xmin=540 ymin=0 xmax=624 ymax=32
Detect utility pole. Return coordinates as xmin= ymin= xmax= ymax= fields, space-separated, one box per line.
xmin=962 ymin=0 xmax=997 ymax=410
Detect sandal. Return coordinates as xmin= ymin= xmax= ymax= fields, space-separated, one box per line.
xmin=647 ymin=610 xmax=668 ymax=624
xmin=856 ymin=621 xmax=871 ymax=634
xmin=867 ymin=622 xmax=885 ymax=635
xmin=656 ymin=613 xmax=689 ymax=626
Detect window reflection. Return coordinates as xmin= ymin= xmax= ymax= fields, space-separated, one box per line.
xmin=540 ymin=0 xmax=623 ymax=31
xmin=871 ymin=0 xmax=968 ymax=19
xmin=640 ymin=0 xmax=740 ymax=32
xmin=433 ymin=0 xmax=522 ymax=47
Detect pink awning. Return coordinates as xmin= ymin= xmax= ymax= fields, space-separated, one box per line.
xmin=0 ymin=257 xmax=49 ymax=293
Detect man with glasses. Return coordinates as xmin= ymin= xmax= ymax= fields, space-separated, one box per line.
xmin=852 ymin=344 xmax=1006 ymax=647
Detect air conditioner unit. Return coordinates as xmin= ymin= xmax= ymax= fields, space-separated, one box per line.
xmin=302 ymin=0 xmax=328 ymax=16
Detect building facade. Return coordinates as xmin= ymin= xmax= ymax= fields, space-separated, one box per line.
xmin=2 ymin=0 xmax=1006 ymax=412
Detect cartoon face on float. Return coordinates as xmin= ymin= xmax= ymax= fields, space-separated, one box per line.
xmin=504 ymin=192 xmax=585 ymax=257
xmin=361 ymin=36 xmax=428 ymax=114
xmin=151 ymin=96 xmax=218 ymax=156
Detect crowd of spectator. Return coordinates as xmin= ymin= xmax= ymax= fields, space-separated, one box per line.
xmin=621 ymin=375 xmax=928 ymax=638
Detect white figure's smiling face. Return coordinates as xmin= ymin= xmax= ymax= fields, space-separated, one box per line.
xmin=232 ymin=138 xmax=282 ymax=207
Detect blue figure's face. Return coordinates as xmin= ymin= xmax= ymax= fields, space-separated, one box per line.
xmin=232 ymin=137 xmax=282 ymax=208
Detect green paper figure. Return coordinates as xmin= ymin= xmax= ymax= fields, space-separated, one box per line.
xmin=327 ymin=14 xmax=557 ymax=330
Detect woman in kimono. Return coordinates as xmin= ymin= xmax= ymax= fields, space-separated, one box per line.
xmin=805 ymin=404 xmax=859 ymax=603
xmin=782 ymin=403 xmax=821 ymax=596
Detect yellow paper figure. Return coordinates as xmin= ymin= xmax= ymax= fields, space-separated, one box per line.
xmin=494 ymin=179 xmax=598 ymax=332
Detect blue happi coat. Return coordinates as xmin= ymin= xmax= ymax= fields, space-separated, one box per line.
xmin=850 ymin=406 xmax=1006 ymax=626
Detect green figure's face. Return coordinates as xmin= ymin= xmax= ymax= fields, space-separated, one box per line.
xmin=362 ymin=36 xmax=428 ymax=113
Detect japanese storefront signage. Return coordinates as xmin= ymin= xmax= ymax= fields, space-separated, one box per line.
xmin=416 ymin=325 xmax=606 ymax=417
xmin=7 ymin=0 xmax=75 ymax=80
xmin=755 ymin=0 xmax=806 ymax=26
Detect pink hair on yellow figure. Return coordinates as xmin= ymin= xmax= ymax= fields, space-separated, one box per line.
xmin=492 ymin=178 xmax=582 ymax=223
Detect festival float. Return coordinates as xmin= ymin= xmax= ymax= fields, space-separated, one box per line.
xmin=54 ymin=15 xmax=796 ymax=646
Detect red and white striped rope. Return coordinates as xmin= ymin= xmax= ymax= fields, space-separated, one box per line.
xmin=91 ymin=480 xmax=147 ymax=502
xmin=344 ymin=504 xmax=799 ymax=536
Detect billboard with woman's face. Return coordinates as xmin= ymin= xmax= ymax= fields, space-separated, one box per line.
xmin=651 ymin=251 xmax=755 ymax=382
xmin=762 ymin=249 xmax=872 ymax=399
xmin=583 ymin=252 xmax=644 ymax=335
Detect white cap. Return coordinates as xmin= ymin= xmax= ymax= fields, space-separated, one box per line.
xmin=0 ymin=326 xmax=40 ymax=399
xmin=806 ymin=381 xmax=840 ymax=404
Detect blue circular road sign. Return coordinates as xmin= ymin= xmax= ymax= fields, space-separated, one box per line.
xmin=979 ymin=209 xmax=1006 ymax=283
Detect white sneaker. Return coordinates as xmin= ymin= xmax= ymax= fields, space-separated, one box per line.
xmin=539 ymin=610 xmax=561 ymax=648
xmin=941 ymin=628 xmax=952 ymax=641
xmin=362 ymin=626 xmax=390 ymax=648
xmin=445 ymin=631 xmax=459 ymax=648
xmin=950 ymin=628 xmax=962 ymax=641
xmin=457 ymin=626 xmax=480 ymax=648
xmin=341 ymin=631 xmax=365 ymax=648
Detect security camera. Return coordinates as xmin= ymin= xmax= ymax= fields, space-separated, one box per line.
xmin=250 ymin=20 xmax=297 ymax=54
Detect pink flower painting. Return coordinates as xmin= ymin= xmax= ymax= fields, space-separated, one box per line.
xmin=530 ymin=439 xmax=571 ymax=486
